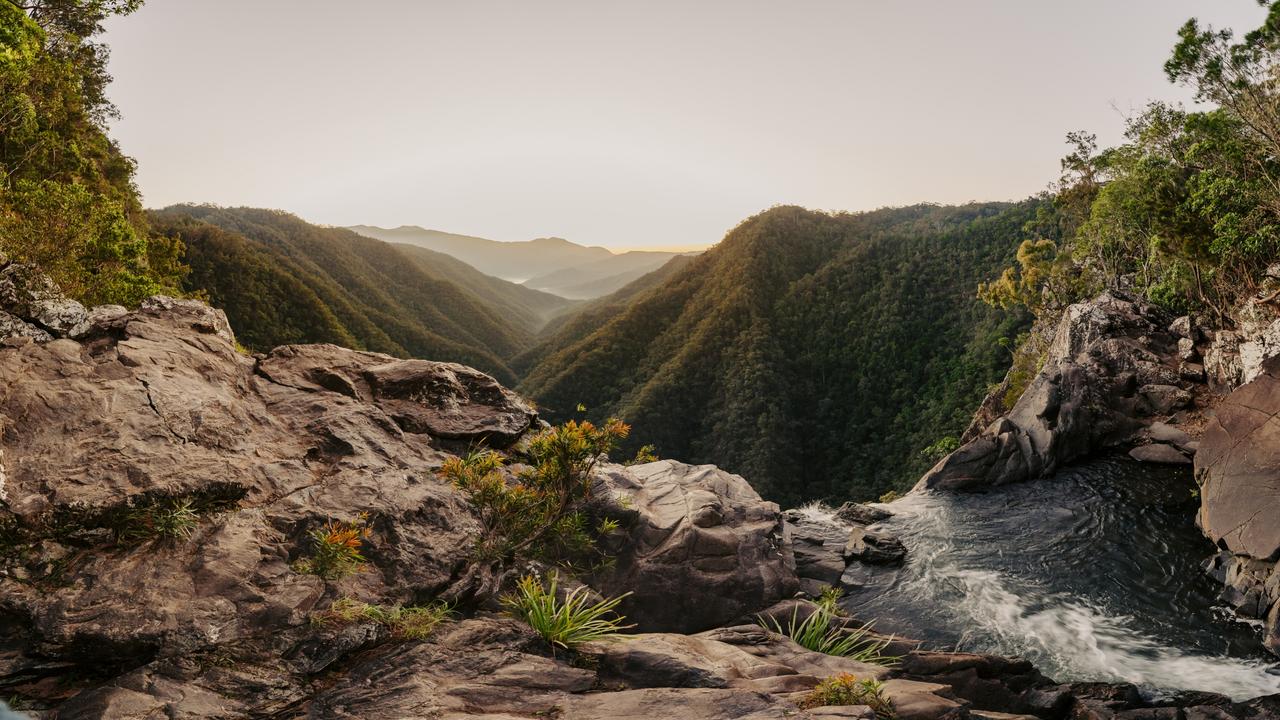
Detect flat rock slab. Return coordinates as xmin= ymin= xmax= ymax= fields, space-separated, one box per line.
xmin=1129 ymin=443 xmax=1191 ymax=465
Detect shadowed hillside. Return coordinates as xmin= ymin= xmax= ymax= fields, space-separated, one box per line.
xmin=155 ymin=206 xmax=572 ymax=385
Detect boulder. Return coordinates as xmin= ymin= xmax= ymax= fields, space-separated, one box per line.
xmin=844 ymin=528 xmax=906 ymax=565
xmin=590 ymin=461 xmax=798 ymax=633
xmin=1170 ymin=316 xmax=1198 ymax=341
xmin=1196 ymin=355 xmax=1280 ymax=561
xmin=1142 ymin=422 xmax=1193 ymax=451
xmin=1140 ymin=384 xmax=1192 ymax=415
xmin=1205 ymin=331 xmax=1244 ymax=388
xmin=834 ymin=502 xmax=893 ymax=525
xmin=1178 ymin=337 xmax=1198 ymax=361
xmin=786 ymin=509 xmax=855 ymax=588
xmin=0 ymin=261 xmax=87 ymax=337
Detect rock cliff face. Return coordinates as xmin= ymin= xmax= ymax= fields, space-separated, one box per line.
xmin=1196 ymin=355 xmax=1280 ymax=655
xmin=916 ymin=293 xmax=1201 ymax=492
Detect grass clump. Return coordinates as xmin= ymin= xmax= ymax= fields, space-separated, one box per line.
xmin=502 ymin=572 xmax=633 ymax=650
xmin=440 ymin=418 xmax=630 ymax=562
xmin=294 ymin=513 xmax=371 ymax=580
xmin=315 ymin=597 xmax=451 ymax=640
xmin=799 ymin=673 xmax=895 ymax=718
xmin=759 ymin=594 xmax=897 ymax=665
xmin=119 ymin=498 xmax=199 ymax=542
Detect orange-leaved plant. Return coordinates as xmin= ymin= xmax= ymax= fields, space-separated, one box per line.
xmin=440 ymin=418 xmax=629 ymax=562
xmin=295 ymin=512 xmax=372 ymax=580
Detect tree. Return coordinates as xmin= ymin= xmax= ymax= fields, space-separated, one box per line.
xmin=0 ymin=0 xmax=186 ymax=305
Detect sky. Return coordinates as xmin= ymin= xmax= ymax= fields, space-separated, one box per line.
xmin=103 ymin=1 xmax=1268 ymax=251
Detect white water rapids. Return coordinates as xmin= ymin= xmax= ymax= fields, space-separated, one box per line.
xmin=826 ymin=457 xmax=1280 ymax=700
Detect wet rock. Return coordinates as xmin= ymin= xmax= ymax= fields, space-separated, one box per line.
xmin=834 ymin=502 xmax=893 ymax=525
xmin=844 ymin=528 xmax=906 ymax=566
xmin=590 ymin=461 xmax=798 ymax=633
xmin=1128 ymin=443 xmax=1191 ymax=465
xmin=786 ymin=509 xmax=855 ymax=589
xmin=1141 ymin=423 xmax=1194 ymax=452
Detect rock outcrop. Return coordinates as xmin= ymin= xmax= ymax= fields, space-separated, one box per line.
xmin=1196 ymin=355 xmax=1280 ymax=654
xmin=589 ymin=461 xmax=798 ymax=633
xmin=783 ymin=505 xmax=904 ymax=597
xmin=917 ymin=293 xmax=1200 ymax=492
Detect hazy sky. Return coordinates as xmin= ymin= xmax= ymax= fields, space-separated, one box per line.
xmin=104 ymin=1 xmax=1266 ymax=250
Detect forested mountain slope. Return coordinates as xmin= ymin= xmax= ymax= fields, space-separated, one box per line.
xmin=155 ymin=206 xmax=570 ymax=385
xmin=519 ymin=203 xmax=1038 ymax=504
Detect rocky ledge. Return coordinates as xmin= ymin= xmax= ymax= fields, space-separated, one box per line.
xmin=0 ymin=261 xmax=1278 ymax=719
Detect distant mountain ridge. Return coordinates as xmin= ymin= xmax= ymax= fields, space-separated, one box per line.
xmin=345 ymin=225 xmax=613 ymax=283
xmin=523 ymin=250 xmax=695 ymax=299
xmin=346 ymin=224 xmax=697 ymax=298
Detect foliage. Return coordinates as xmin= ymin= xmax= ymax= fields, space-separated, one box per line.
xmin=501 ymin=572 xmax=633 ymax=650
xmin=294 ymin=514 xmax=371 ymax=580
xmin=152 ymin=206 xmax=570 ymax=385
xmin=878 ymin=490 xmax=901 ymax=504
xmin=817 ymin=584 xmax=845 ymax=608
xmin=920 ymin=436 xmax=959 ymax=463
xmin=759 ymin=595 xmax=896 ymax=665
xmin=440 ymin=418 xmax=629 ymax=562
xmin=979 ymin=4 xmax=1280 ymax=322
xmin=625 ymin=444 xmax=659 ymax=465
xmin=976 ymin=239 xmax=1056 ymax=311
xmin=0 ymin=0 xmax=187 ymax=306
xmin=799 ymin=673 xmax=895 ymax=718
xmin=520 ymin=203 xmax=1036 ymax=505
xmin=314 ymin=597 xmax=451 ymax=640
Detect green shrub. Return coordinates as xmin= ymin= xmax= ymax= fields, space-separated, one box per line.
xmin=294 ymin=514 xmax=371 ymax=580
xmin=440 ymin=419 xmax=629 ymax=562
xmin=625 ymin=444 xmax=659 ymax=465
xmin=315 ymin=597 xmax=451 ymax=640
xmin=878 ymin=490 xmax=901 ymax=504
xmin=502 ymin=573 xmax=633 ymax=650
xmin=799 ymin=673 xmax=895 ymax=718
xmin=759 ymin=596 xmax=896 ymax=665
xmin=919 ymin=436 xmax=959 ymax=463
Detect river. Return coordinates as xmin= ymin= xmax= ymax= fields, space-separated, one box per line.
xmin=832 ymin=456 xmax=1280 ymax=700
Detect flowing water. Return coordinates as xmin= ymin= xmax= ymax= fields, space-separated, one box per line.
xmin=832 ymin=456 xmax=1280 ymax=700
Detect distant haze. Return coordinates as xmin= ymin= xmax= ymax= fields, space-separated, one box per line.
xmin=104 ymin=1 xmax=1266 ymax=249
